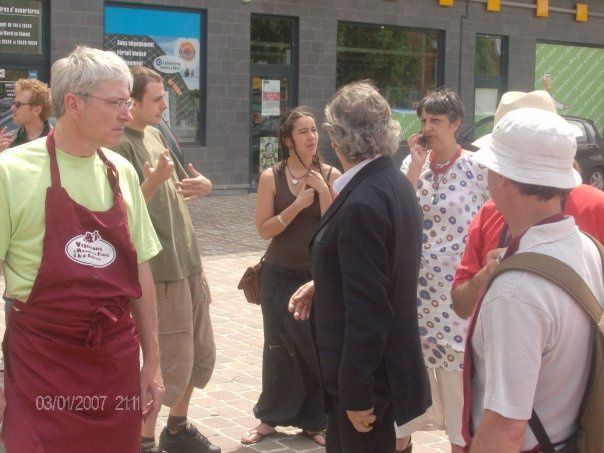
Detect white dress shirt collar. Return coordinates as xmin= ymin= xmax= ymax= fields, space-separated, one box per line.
xmin=333 ymin=155 xmax=381 ymax=195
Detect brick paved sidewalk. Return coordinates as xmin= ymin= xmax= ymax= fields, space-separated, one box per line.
xmin=0 ymin=194 xmax=452 ymax=452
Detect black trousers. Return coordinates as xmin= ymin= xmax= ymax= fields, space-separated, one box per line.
xmin=253 ymin=263 xmax=326 ymax=431
xmin=326 ymin=402 xmax=395 ymax=453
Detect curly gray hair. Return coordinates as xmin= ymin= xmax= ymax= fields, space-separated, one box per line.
xmin=323 ymin=81 xmax=401 ymax=162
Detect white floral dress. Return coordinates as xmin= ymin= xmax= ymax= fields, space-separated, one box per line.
xmin=401 ymin=153 xmax=489 ymax=371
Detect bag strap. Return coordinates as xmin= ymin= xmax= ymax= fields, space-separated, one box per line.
xmin=489 ymin=252 xmax=602 ymax=324
xmin=485 ymin=233 xmax=604 ymax=452
xmin=528 ymin=410 xmax=555 ymax=452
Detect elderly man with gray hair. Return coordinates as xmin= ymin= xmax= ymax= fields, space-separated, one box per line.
xmin=0 ymin=46 xmax=164 ymax=451
xmin=289 ymin=81 xmax=430 ymax=452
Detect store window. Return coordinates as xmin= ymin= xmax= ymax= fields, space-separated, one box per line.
xmin=337 ymin=22 xmax=443 ymax=138
xmin=0 ymin=0 xmax=49 ymax=104
xmin=251 ymin=16 xmax=294 ymax=65
xmin=474 ymin=34 xmax=508 ymax=128
xmin=104 ymin=3 xmax=207 ymax=144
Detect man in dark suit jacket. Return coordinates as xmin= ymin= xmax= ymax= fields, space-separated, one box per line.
xmin=290 ymin=81 xmax=431 ymax=452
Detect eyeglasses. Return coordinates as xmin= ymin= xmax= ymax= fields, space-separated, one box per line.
xmin=12 ymin=101 xmax=32 ymax=109
xmin=76 ymin=93 xmax=134 ymax=111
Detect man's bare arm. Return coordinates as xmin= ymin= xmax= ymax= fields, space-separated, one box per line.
xmin=141 ymin=150 xmax=174 ymax=202
xmin=130 ymin=261 xmax=164 ymax=419
xmin=470 ymin=409 xmax=527 ymax=453
xmin=451 ymin=248 xmax=505 ymax=319
xmin=451 ymin=267 xmax=491 ymax=319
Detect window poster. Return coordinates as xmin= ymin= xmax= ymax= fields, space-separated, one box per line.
xmin=0 ymin=0 xmax=43 ymax=55
xmin=259 ymin=137 xmax=279 ymax=172
xmin=104 ymin=5 xmax=204 ymax=143
xmin=261 ymin=80 xmax=281 ymax=117
xmin=535 ymin=43 xmax=604 ymax=134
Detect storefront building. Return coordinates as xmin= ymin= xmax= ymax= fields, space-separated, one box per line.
xmin=1 ymin=0 xmax=603 ymax=192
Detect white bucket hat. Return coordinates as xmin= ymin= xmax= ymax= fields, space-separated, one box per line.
xmin=472 ymin=107 xmax=582 ymax=189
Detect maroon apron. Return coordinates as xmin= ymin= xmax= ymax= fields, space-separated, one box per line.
xmin=2 ymin=130 xmax=143 ymax=452
xmin=461 ymin=214 xmax=566 ymax=453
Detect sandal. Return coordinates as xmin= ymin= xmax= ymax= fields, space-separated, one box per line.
xmin=301 ymin=430 xmax=326 ymax=447
xmin=241 ymin=428 xmax=276 ymax=445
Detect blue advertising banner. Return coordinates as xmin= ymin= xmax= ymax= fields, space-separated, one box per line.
xmin=104 ymin=5 xmax=204 ymax=143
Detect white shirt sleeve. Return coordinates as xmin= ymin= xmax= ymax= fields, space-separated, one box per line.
xmin=479 ymin=294 xmax=552 ymax=420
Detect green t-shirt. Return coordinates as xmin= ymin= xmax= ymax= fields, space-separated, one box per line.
xmin=0 ymin=137 xmax=161 ymax=301
xmin=112 ymin=127 xmax=202 ymax=282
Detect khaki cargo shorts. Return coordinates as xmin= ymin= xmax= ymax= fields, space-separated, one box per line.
xmin=156 ymin=270 xmax=216 ymax=406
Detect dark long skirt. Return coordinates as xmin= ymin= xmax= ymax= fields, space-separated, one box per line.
xmin=253 ymin=262 xmax=326 ymax=431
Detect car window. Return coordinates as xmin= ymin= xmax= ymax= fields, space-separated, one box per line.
xmin=566 ymin=119 xmax=587 ymax=143
xmin=471 ymin=117 xmax=494 ymax=141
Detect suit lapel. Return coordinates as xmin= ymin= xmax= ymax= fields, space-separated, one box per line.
xmin=309 ymin=155 xmax=392 ymax=245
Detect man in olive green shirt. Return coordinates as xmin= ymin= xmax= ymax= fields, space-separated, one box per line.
xmin=113 ymin=66 xmax=218 ymax=453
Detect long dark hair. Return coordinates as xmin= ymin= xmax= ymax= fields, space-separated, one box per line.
xmin=278 ymin=106 xmax=327 ymax=181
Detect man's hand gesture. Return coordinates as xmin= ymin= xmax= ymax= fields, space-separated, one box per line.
xmin=143 ymin=149 xmax=174 ymax=186
xmin=175 ymin=163 xmax=212 ymax=201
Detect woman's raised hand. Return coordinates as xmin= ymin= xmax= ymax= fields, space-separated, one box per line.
xmin=294 ymin=183 xmax=315 ymax=210
xmin=408 ymin=133 xmax=428 ymax=168
xmin=305 ymin=169 xmax=329 ymax=195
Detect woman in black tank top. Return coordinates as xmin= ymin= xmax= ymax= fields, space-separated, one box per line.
xmin=241 ymin=107 xmax=341 ymax=446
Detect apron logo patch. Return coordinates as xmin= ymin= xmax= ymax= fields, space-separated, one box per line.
xmin=65 ymin=230 xmax=116 ymax=268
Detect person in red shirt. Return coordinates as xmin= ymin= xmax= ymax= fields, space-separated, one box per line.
xmin=451 ymin=91 xmax=604 ymax=319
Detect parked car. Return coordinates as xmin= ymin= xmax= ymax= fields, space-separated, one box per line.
xmin=0 ymin=110 xmax=185 ymax=167
xmin=458 ymin=115 xmax=604 ymax=190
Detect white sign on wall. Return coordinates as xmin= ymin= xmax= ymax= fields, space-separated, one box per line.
xmin=261 ymin=79 xmax=280 ymax=117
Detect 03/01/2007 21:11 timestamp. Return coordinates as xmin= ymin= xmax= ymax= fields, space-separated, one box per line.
xmin=35 ymin=394 xmax=141 ymax=412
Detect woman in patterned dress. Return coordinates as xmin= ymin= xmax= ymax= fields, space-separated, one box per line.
xmin=396 ymin=89 xmax=489 ymax=453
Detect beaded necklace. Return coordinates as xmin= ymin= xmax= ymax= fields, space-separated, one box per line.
xmin=428 ymin=145 xmax=462 ymax=205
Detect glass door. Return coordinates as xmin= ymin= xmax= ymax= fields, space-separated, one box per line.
xmin=249 ymin=15 xmax=298 ymax=190
xmin=250 ymin=75 xmax=292 ymax=187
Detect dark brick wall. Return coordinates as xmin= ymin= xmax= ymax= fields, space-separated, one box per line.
xmin=48 ymin=0 xmax=604 ymax=192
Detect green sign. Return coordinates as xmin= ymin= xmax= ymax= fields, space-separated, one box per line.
xmin=535 ymin=43 xmax=604 ymax=135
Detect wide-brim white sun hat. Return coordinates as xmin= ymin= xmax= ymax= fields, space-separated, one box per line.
xmin=472 ymin=107 xmax=582 ymax=189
